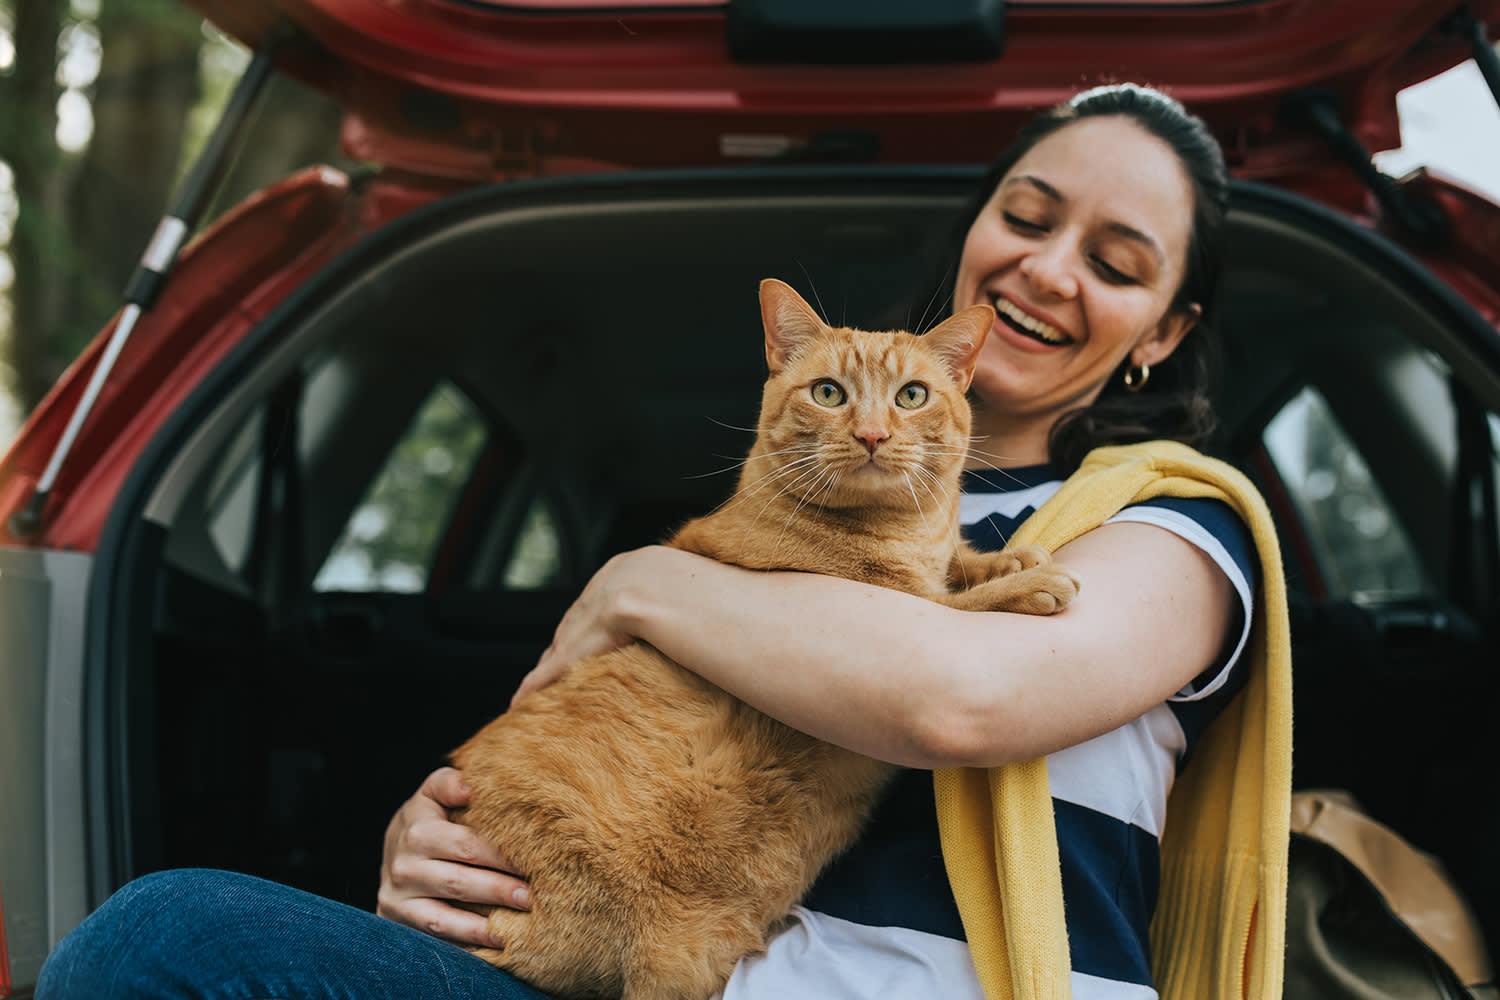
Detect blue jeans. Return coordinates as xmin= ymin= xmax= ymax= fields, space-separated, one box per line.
xmin=36 ymin=868 xmax=553 ymax=1000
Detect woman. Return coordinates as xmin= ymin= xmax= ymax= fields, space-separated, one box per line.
xmin=38 ymin=84 xmax=1289 ymax=1000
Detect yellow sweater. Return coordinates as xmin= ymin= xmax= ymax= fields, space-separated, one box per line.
xmin=934 ymin=441 xmax=1292 ymax=1000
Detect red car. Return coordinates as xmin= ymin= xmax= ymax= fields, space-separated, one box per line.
xmin=2 ymin=0 xmax=1499 ymax=995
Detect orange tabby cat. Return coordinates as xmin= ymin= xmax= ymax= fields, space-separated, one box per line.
xmin=450 ymin=279 xmax=1080 ymax=1000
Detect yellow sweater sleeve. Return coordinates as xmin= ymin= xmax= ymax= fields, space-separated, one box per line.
xmin=934 ymin=441 xmax=1292 ymax=1000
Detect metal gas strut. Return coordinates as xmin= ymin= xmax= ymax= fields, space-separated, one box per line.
xmin=1445 ymin=3 xmax=1500 ymax=110
xmin=1286 ymin=89 xmax=1449 ymax=246
xmin=8 ymin=42 xmax=278 ymax=537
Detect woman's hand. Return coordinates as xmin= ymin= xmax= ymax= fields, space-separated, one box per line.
xmin=511 ymin=548 xmax=667 ymax=705
xmin=377 ymin=767 xmax=532 ymax=949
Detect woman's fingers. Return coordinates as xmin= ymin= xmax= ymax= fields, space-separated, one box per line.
xmin=412 ymin=773 xmax=529 ymax=878
xmin=511 ymin=551 xmax=646 ymax=706
xmin=389 ymin=895 xmax=506 ymax=951
xmin=378 ymin=766 xmax=531 ymax=949
xmin=421 ymin=766 xmax=472 ymax=810
xmin=391 ymin=855 xmax=532 ymax=910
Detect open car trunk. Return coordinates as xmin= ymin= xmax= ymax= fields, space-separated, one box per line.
xmin=84 ymin=167 xmax=1500 ymax=953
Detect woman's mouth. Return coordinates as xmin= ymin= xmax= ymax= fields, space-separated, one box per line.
xmin=991 ymin=297 xmax=1071 ymax=346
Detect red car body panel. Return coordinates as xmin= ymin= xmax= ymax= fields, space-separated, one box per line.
xmin=2 ymin=0 xmax=1499 ymax=551
xmin=0 ymin=168 xmax=361 ymax=551
xmin=191 ymin=0 xmax=1497 ymax=179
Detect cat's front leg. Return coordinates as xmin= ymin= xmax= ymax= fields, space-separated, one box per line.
xmin=939 ymin=561 xmax=1080 ymax=616
xmin=946 ymin=543 xmax=1054 ymax=589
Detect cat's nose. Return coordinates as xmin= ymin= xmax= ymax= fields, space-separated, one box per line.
xmin=853 ymin=427 xmax=889 ymax=456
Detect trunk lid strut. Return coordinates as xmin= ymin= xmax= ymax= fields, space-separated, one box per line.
xmin=8 ymin=43 xmax=278 ymax=538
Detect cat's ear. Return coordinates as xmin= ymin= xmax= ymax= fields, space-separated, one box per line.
xmin=921 ymin=305 xmax=994 ymax=392
xmin=760 ymin=279 xmax=827 ymax=372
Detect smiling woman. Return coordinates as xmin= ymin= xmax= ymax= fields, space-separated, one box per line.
xmin=950 ymin=85 xmax=1225 ymax=475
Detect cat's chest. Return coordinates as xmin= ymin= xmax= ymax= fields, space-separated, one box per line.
xmin=673 ymin=509 xmax=952 ymax=595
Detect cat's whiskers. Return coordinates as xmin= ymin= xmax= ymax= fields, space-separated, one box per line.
xmin=764 ymin=464 xmax=840 ymax=567
xmin=912 ymin=261 xmax=956 ymax=336
xmin=908 ymin=464 xmax=974 ymax=589
xmin=948 ymin=446 xmax=1034 ymax=492
xmin=795 ymin=260 xmax=830 ymax=325
xmin=739 ymin=454 xmax=839 ymax=550
xmin=811 ymin=467 xmax=843 ymax=512
xmin=687 ymin=444 xmax=822 ymax=482
xmin=706 ymin=415 xmax=760 ymax=434
xmin=900 ymin=471 xmax=932 ymax=530
xmin=705 ymin=452 xmax=826 ymax=515
xmin=908 ymin=465 xmax=963 ymax=540
xmin=961 ymin=442 xmax=1029 ymax=474
xmin=685 ymin=460 xmax=754 ymax=481
xmin=907 ymin=463 xmax=955 ymax=508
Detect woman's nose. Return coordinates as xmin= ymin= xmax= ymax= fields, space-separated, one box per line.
xmin=1019 ymin=241 xmax=1078 ymax=300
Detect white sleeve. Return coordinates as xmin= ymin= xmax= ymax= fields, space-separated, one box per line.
xmin=1104 ymin=505 xmax=1254 ymax=702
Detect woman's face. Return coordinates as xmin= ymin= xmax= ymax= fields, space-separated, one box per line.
xmin=953 ymin=115 xmax=1199 ymax=430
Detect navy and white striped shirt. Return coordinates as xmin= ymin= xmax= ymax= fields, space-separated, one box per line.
xmin=719 ymin=464 xmax=1257 ymax=1000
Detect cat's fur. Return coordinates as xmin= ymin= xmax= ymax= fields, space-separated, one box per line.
xmin=450 ymin=279 xmax=1080 ymax=1000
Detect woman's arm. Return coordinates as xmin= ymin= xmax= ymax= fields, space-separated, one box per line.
xmin=518 ymin=520 xmax=1235 ymax=769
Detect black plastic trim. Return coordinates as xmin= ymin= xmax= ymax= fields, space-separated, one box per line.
xmin=726 ymin=0 xmax=1005 ymax=65
xmin=1228 ymin=178 xmax=1500 ymax=375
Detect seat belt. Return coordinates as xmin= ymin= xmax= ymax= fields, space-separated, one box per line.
xmin=247 ymin=372 xmax=306 ymax=615
xmin=1447 ymin=377 xmax=1499 ymax=624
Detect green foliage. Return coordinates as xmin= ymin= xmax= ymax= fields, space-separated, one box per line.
xmin=91 ymin=0 xmax=199 ymax=44
xmin=174 ymin=21 xmax=245 ymax=190
xmin=315 ymin=384 xmax=489 ymax=593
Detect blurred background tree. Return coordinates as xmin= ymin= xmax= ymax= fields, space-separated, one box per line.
xmin=0 ymin=0 xmax=343 ymax=427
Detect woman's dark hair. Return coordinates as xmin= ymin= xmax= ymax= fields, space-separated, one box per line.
xmin=941 ymin=83 xmax=1230 ymax=473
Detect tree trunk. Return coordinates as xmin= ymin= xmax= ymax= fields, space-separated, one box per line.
xmin=3 ymin=0 xmax=68 ymax=414
xmin=2 ymin=0 xmax=347 ymax=419
xmin=57 ymin=1 xmax=203 ymax=372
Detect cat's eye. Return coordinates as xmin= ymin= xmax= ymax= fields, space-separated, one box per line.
xmin=811 ymin=380 xmax=846 ymax=407
xmin=895 ymin=382 xmax=929 ymax=409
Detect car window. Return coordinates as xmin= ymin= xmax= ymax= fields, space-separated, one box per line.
xmin=312 ymin=382 xmax=487 ymax=593
xmin=1490 ymin=412 xmax=1500 ymax=535
xmin=1261 ymin=386 xmax=1430 ymax=602
xmin=501 ymin=496 xmax=566 ymax=590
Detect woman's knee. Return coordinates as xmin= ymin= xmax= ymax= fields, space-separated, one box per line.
xmin=95 ymin=868 xmax=249 ymax=933
xmin=37 ymin=869 xmax=267 ymax=997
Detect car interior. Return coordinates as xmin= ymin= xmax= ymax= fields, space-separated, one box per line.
xmin=92 ymin=167 xmax=1499 ymax=958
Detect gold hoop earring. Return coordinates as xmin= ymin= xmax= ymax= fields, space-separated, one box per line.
xmin=1123 ymin=363 xmax=1150 ymax=392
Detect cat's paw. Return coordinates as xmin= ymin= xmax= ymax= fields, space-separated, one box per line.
xmin=470 ymin=945 xmax=505 ymax=966
xmin=469 ymin=908 xmax=529 ymax=970
xmin=1001 ymin=544 xmax=1053 ymax=573
xmin=940 ymin=563 xmax=1080 ymax=614
xmin=1005 ymin=565 xmax=1080 ymax=615
xmin=952 ymin=543 xmax=1054 ymax=587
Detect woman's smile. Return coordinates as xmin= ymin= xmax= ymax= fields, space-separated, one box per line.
xmin=990 ymin=294 xmax=1073 ymax=347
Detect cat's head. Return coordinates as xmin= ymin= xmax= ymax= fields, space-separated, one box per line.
xmin=749 ymin=278 xmax=992 ymax=510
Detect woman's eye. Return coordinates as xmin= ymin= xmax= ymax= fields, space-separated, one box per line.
xmin=811 ymin=380 xmax=846 ymax=407
xmin=1093 ymin=257 xmax=1138 ymax=285
xmin=1002 ymin=211 xmax=1045 ymax=233
xmin=895 ymin=382 xmax=928 ymax=409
